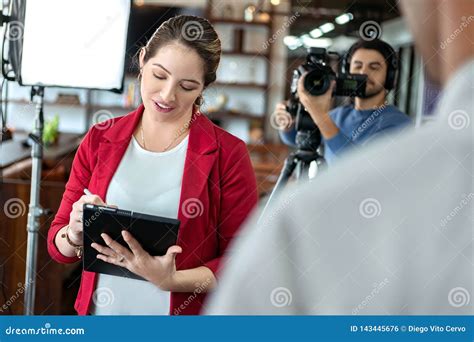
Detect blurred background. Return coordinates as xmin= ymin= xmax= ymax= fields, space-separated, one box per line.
xmin=0 ymin=0 xmax=441 ymax=315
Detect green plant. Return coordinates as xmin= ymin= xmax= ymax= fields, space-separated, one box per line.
xmin=42 ymin=115 xmax=59 ymax=146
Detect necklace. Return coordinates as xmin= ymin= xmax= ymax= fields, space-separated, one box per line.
xmin=140 ymin=117 xmax=191 ymax=152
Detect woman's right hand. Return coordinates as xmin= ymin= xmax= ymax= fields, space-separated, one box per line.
xmin=67 ymin=194 xmax=106 ymax=245
xmin=273 ymin=102 xmax=294 ymax=132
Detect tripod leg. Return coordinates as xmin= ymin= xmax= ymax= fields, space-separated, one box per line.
xmin=296 ymin=160 xmax=313 ymax=181
xmin=258 ymin=153 xmax=298 ymax=224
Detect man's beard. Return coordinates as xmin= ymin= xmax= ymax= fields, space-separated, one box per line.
xmin=361 ymin=83 xmax=386 ymax=99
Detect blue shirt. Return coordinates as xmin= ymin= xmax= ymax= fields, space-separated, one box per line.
xmin=279 ymin=105 xmax=411 ymax=164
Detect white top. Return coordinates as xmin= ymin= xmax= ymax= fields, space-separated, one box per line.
xmin=91 ymin=134 xmax=189 ymax=315
xmin=206 ymin=60 xmax=474 ymax=315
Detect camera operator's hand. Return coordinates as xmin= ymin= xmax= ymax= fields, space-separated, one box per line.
xmin=297 ymin=73 xmax=339 ymax=139
xmin=273 ymin=102 xmax=294 ymax=132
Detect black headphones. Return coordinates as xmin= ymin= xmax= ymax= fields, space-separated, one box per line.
xmin=340 ymin=40 xmax=399 ymax=90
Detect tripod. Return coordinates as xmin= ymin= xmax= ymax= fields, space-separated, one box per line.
xmin=259 ymin=130 xmax=325 ymax=221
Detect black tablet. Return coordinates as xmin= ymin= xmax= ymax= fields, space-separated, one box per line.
xmin=82 ymin=204 xmax=180 ymax=281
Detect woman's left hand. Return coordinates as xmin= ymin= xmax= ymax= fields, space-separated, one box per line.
xmin=91 ymin=230 xmax=182 ymax=291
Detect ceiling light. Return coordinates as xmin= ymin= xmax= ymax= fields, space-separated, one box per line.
xmin=335 ymin=13 xmax=353 ymax=25
xmin=300 ymin=34 xmax=333 ymax=48
xmin=309 ymin=28 xmax=323 ymax=38
xmin=283 ymin=36 xmax=302 ymax=50
xmin=319 ymin=22 xmax=335 ymax=33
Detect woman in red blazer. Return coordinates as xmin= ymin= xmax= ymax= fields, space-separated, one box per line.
xmin=47 ymin=15 xmax=258 ymax=315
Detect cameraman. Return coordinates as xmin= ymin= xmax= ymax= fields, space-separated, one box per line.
xmin=277 ymin=39 xmax=411 ymax=164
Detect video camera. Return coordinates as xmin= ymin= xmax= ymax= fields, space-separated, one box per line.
xmin=286 ymin=47 xmax=367 ymax=152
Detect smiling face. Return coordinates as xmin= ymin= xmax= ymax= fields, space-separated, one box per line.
xmin=139 ymin=42 xmax=205 ymax=122
xmin=350 ymin=48 xmax=388 ymax=98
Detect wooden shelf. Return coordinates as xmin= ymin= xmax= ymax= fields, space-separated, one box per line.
xmin=7 ymin=99 xmax=135 ymax=112
xmin=222 ymin=51 xmax=270 ymax=59
xmin=206 ymin=0 xmax=274 ymax=141
xmin=212 ymin=82 xmax=267 ymax=90
xmin=207 ymin=110 xmax=265 ymax=122
xmin=7 ymin=99 xmax=84 ymax=108
xmin=210 ymin=18 xmax=271 ymax=28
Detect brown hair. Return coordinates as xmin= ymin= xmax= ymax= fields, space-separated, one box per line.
xmin=140 ymin=15 xmax=221 ymax=88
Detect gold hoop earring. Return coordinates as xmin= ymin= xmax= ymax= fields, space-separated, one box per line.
xmin=194 ymin=94 xmax=204 ymax=107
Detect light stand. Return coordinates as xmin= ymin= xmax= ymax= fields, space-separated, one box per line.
xmin=24 ymin=86 xmax=49 ymax=315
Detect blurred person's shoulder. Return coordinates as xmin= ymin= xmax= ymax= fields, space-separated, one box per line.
xmin=434 ymin=59 xmax=474 ymax=120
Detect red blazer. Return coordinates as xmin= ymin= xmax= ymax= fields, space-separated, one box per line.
xmin=47 ymin=105 xmax=258 ymax=315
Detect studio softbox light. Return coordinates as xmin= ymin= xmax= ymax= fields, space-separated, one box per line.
xmin=12 ymin=0 xmax=131 ymax=91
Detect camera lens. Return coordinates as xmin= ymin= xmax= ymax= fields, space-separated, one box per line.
xmin=304 ymin=69 xmax=331 ymax=96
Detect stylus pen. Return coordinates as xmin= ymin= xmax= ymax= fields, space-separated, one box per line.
xmin=84 ymin=188 xmax=114 ymax=209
